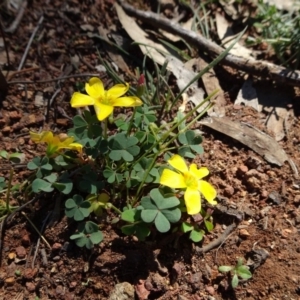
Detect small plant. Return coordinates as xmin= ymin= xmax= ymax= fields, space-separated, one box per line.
xmin=23 ymin=74 xmax=218 ymax=249
xmin=219 ymin=258 xmax=252 ymax=288
xmin=246 ymin=0 xmax=300 ymax=69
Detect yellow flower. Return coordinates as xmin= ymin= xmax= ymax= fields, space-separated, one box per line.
xmin=70 ymin=77 xmax=143 ymax=121
xmin=30 ymin=131 xmax=83 ymax=157
xmin=160 ymin=155 xmax=217 ymax=215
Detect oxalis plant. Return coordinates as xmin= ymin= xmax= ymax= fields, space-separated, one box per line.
xmin=219 ymin=258 xmax=252 ymax=288
xmin=19 ymin=26 xmax=245 ymax=249
xmin=22 ymin=72 xmax=218 ymax=249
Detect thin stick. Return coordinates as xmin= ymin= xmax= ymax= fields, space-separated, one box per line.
xmin=21 ymin=212 xmax=51 ymax=250
xmin=118 ymin=0 xmax=300 ymax=87
xmin=4 ymin=0 xmax=27 ymax=34
xmin=18 ymin=15 xmax=44 ymax=71
xmin=32 ymin=212 xmax=51 ymax=268
xmin=196 ymin=223 xmax=236 ymax=253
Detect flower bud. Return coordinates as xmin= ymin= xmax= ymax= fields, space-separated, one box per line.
xmin=136 ymin=74 xmax=145 ymax=97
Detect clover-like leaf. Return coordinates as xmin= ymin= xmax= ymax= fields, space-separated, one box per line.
xmin=189 ymin=228 xmax=205 ymax=243
xmin=134 ymin=105 xmax=157 ymax=128
xmin=121 ymin=223 xmax=151 ymax=241
xmin=32 ymin=178 xmax=54 ymax=193
xmin=140 ymin=188 xmax=181 ymax=233
xmin=27 ymin=157 xmax=52 ymax=178
xmin=108 ymin=133 xmax=140 ymax=162
xmin=181 ymin=222 xmax=193 ymax=233
xmin=133 ymin=158 xmax=158 ymax=183
xmin=103 ymin=168 xmax=123 ymax=184
xmin=121 ymin=207 xmax=142 ymax=223
xmin=65 ymin=194 xmax=91 ymax=221
xmin=178 ymin=130 xmax=203 ymax=157
xmin=70 ymin=221 xmax=103 ymax=249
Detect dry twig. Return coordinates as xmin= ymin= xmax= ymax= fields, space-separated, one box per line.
xmin=18 ymin=15 xmax=44 ymax=71
xmin=195 ymin=223 xmax=236 ymax=254
xmin=118 ymin=0 xmax=300 ymax=87
xmin=4 ymin=0 xmax=27 ymax=34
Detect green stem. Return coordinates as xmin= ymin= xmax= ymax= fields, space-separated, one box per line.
xmin=107 ymin=203 xmax=122 ymax=215
xmin=133 ymin=151 xmax=160 ymax=205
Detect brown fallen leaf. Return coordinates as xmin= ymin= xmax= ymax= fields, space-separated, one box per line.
xmin=199 ymin=117 xmax=295 ymax=170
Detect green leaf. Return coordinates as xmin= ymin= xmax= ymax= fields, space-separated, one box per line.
xmin=89 ymin=231 xmax=103 ymax=244
xmin=65 ymin=195 xmax=91 ymax=221
xmin=121 ymin=208 xmax=141 ymax=223
xmin=108 ymin=133 xmax=140 ymax=162
xmin=52 ymin=180 xmax=73 ymax=195
xmin=72 ymin=115 xmax=88 ymax=128
xmin=181 ymin=222 xmax=193 ymax=233
xmin=133 ymin=158 xmax=157 ymax=183
xmin=141 ymin=209 xmax=157 ymax=223
xmin=162 ymin=208 xmax=181 ymax=223
xmin=9 ymin=152 xmax=26 ymax=164
xmin=189 ymin=229 xmax=204 ymax=242
xmin=149 ymin=188 xmax=179 ymax=210
xmin=178 ymin=130 xmax=203 ymax=156
xmin=121 ymin=223 xmax=150 ymax=241
xmin=70 ymin=221 xmax=103 ymax=249
xmin=43 ymin=173 xmax=57 ymax=183
xmin=103 ymin=168 xmax=123 ymax=184
xmin=237 ymin=266 xmax=252 ymax=280
xmin=84 ymin=221 xmax=100 ymax=233
xmin=218 ymin=266 xmax=233 ymax=273
xmin=178 ymin=146 xmax=195 ymax=159
xmin=0 ymin=150 xmax=8 ymax=159
xmin=154 ymin=212 xmax=170 ymax=233
xmin=231 ymin=274 xmax=239 ymax=288
xmin=176 ymin=111 xmax=186 ymax=131
xmin=32 ymin=178 xmax=54 ymax=193
xmin=140 ymin=189 xmax=181 ymax=233
xmin=115 ymin=118 xmax=129 ymax=131
xmin=204 ymin=220 xmax=214 ymax=232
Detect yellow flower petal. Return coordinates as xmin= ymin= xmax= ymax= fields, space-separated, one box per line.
xmin=168 ymin=155 xmax=188 ymax=173
xmin=107 ymin=83 xmax=129 ymax=98
xmin=189 ymin=164 xmax=209 ymax=179
xmin=94 ymin=102 xmax=114 ymax=121
xmin=160 ymin=169 xmax=187 ymax=189
xmin=68 ymin=143 xmax=83 ymax=153
xmin=71 ymin=92 xmax=95 ymax=108
xmin=199 ymin=180 xmax=217 ymax=205
xmin=86 ymin=77 xmax=104 ymax=98
xmin=184 ymin=188 xmax=201 ymax=215
xmin=40 ymin=131 xmax=54 ymax=144
xmin=30 ymin=131 xmax=42 ymax=142
xmin=111 ymin=96 xmax=143 ymax=107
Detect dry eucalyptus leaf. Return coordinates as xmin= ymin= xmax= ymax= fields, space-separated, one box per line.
xmin=235 ymin=77 xmax=294 ymax=141
xmin=200 ymin=117 xmax=289 ymax=166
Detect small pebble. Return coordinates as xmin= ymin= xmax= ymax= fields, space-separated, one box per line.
xmin=52 ymin=256 xmax=61 ymax=262
xmin=26 ymin=282 xmax=36 ymax=292
xmin=205 ymin=285 xmax=215 ymax=295
xmin=15 ymin=246 xmax=26 ymax=259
